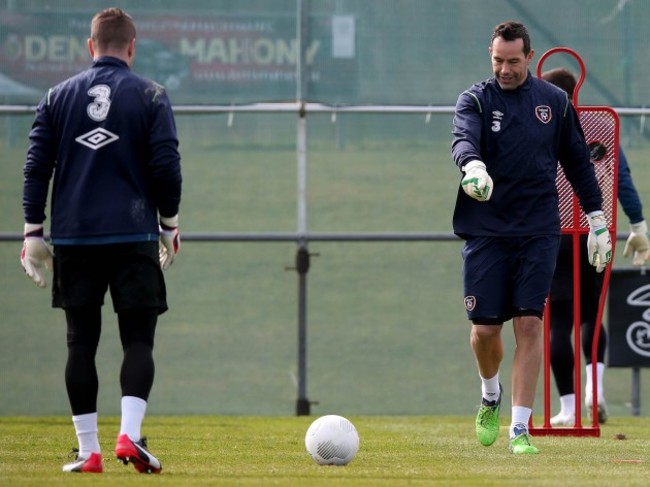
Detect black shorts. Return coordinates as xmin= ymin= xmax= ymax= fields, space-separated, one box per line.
xmin=52 ymin=242 xmax=167 ymax=314
xmin=462 ymin=235 xmax=561 ymax=323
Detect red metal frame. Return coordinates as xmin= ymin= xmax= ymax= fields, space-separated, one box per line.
xmin=530 ymin=47 xmax=619 ymax=437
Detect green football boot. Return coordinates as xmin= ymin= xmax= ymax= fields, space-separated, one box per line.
xmin=509 ymin=423 xmax=539 ymax=454
xmin=475 ymin=383 xmax=503 ymax=446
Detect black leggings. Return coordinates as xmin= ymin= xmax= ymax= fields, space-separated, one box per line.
xmin=549 ymin=300 xmax=607 ymax=396
xmin=65 ymin=306 xmax=158 ymax=415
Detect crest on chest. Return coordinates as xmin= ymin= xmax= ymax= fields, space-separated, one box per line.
xmin=535 ymin=105 xmax=552 ymax=124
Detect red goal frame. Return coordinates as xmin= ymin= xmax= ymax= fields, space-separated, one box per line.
xmin=529 ymin=47 xmax=619 ymax=437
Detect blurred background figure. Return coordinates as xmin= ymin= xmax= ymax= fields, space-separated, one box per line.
xmin=541 ymin=67 xmax=649 ymax=426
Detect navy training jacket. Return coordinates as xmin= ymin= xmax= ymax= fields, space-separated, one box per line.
xmin=451 ymin=72 xmax=602 ymax=239
xmin=23 ymin=56 xmax=182 ymax=245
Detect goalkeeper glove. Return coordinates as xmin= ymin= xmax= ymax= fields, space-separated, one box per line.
xmin=461 ymin=160 xmax=493 ymax=202
xmin=623 ymin=219 xmax=649 ymax=266
xmin=20 ymin=223 xmax=53 ymax=288
xmin=587 ymin=210 xmax=612 ymax=273
xmin=159 ymin=215 xmax=180 ymax=271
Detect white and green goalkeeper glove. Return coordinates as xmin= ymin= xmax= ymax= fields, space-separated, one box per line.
xmin=159 ymin=215 xmax=180 ymax=271
xmin=623 ymin=219 xmax=649 ymax=266
xmin=20 ymin=223 xmax=53 ymax=288
xmin=587 ymin=211 xmax=612 ymax=273
xmin=461 ymin=160 xmax=493 ymax=202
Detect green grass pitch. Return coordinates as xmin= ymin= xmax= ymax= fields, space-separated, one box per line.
xmin=1 ymin=415 xmax=650 ymax=486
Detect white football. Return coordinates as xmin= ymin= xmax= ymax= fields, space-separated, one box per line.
xmin=305 ymin=414 xmax=359 ymax=465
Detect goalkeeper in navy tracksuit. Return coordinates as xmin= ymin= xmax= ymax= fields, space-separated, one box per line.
xmin=21 ymin=8 xmax=181 ymax=474
xmin=451 ymin=21 xmax=611 ymax=454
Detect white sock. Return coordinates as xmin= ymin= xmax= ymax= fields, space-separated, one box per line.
xmin=559 ymin=394 xmax=576 ymax=416
xmin=72 ymin=412 xmax=100 ymax=457
xmin=120 ymin=396 xmax=147 ymax=441
xmin=510 ymin=406 xmax=532 ymax=437
xmin=585 ymin=363 xmax=605 ymax=399
xmin=479 ymin=372 xmax=500 ymax=401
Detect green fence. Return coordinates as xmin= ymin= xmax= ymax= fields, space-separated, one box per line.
xmin=3 ymin=0 xmax=650 ymax=107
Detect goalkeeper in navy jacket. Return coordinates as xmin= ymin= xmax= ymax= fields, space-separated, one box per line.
xmin=21 ymin=8 xmax=181 ymax=474
xmin=450 ymin=21 xmax=611 ymax=455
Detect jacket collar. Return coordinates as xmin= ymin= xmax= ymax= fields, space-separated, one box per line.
xmin=92 ymin=56 xmax=129 ymax=69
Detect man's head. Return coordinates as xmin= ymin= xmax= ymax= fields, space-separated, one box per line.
xmin=88 ymin=8 xmax=136 ymax=66
xmin=541 ymin=67 xmax=577 ymax=98
xmin=489 ymin=21 xmax=534 ymax=90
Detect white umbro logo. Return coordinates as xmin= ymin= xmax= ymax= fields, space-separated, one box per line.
xmin=75 ymin=128 xmax=119 ymax=150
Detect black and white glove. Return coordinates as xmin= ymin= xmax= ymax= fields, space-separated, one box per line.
xmin=159 ymin=215 xmax=180 ymax=271
xmin=587 ymin=211 xmax=612 ymax=273
xmin=20 ymin=223 xmax=53 ymax=288
xmin=623 ymin=219 xmax=649 ymax=266
xmin=461 ymin=160 xmax=493 ymax=202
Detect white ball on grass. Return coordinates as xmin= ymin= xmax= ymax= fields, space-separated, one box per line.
xmin=305 ymin=414 xmax=359 ymax=466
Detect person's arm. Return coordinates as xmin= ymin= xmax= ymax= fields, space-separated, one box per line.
xmin=148 ymin=86 xmax=182 ymax=219
xmin=558 ymin=101 xmax=611 ymax=271
xmin=21 ymin=93 xmax=56 ymax=287
xmin=148 ymin=85 xmax=182 ymax=270
xmin=23 ymin=93 xmax=57 ymax=226
xmin=557 ymin=102 xmax=603 ymax=214
xmin=451 ymin=90 xmax=483 ymax=170
xmin=452 ymin=90 xmax=493 ymax=201
xmin=617 ymin=147 xmax=644 ymax=224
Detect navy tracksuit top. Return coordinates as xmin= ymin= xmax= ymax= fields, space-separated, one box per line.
xmin=23 ymin=56 xmax=182 ymax=245
xmin=451 ymin=72 xmax=603 ymax=239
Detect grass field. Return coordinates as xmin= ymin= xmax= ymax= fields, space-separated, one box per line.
xmin=1 ymin=113 xmax=650 ymax=419
xmin=1 ymin=415 xmax=649 ymax=486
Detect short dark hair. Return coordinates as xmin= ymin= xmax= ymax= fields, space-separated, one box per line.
xmin=491 ymin=21 xmax=531 ymax=55
xmin=90 ymin=8 xmax=136 ymax=52
xmin=541 ymin=67 xmax=577 ymax=98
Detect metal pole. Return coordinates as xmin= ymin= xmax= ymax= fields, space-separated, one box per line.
xmin=621 ymin=0 xmax=633 ymax=140
xmin=632 ymin=267 xmax=646 ymax=417
xmin=295 ymin=244 xmax=311 ymax=415
xmin=631 ymin=367 xmax=640 ymax=416
xmin=295 ymin=0 xmax=311 ymax=416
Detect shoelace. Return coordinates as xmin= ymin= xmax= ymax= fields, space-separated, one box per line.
xmin=512 ymin=433 xmax=531 ymax=445
xmin=477 ymin=406 xmax=497 ymax=426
